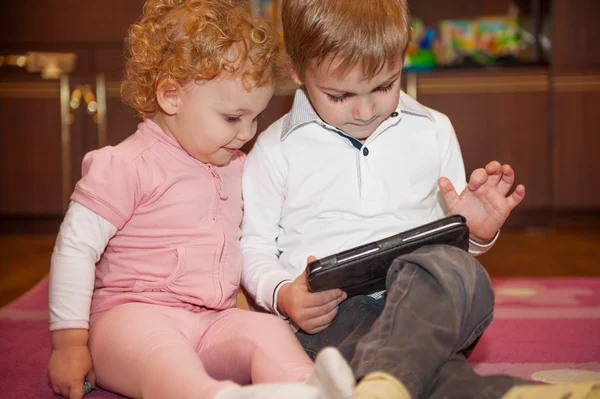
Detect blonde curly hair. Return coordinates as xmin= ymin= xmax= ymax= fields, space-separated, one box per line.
xmin=122 ymin=0 xmax=281 ymax=117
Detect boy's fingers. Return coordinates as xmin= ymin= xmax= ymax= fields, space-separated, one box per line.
xmin=438 ymin=177 xmax=458 ymax=206
xmin=485 ymin=161 xmax=503 ymax=186
xmin=468 ymin=168 xmax=488 ymax=191
xmin=498 ymin=164 xmax=516 ymax=195
xmin=305 ymin=305 xmax=339 ymax=333
xmin=507 ymin=185 xmax=526 ymax=209
xmin=304 ymin=289 xmax=344 ymax=308
xmin=296 ymin=270 xmax=309 ymax=284
xmin=485 ymin=160 xmax=502 ymax=175
xmin=305 ymin=295 xmax=341 ymax=319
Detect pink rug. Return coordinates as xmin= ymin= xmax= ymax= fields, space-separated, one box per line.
xmin=1 ymin=277 xmax=599 ymax=398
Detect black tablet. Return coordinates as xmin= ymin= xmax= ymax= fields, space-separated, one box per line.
xmin=306 ymin=214 xmax=470 ymax=297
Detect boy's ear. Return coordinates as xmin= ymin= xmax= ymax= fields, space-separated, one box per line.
xmin=156 ymin=80 xmax=180 ymax=116
xmin=288 ymin=67 xmax=304 ymax=86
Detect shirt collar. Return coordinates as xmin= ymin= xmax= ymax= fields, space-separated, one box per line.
xmin=281 ymin=89 xmax=435 ymax=141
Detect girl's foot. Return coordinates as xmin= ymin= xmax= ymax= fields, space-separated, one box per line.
xmin=214 ymin=382 xmax=321 ymax=399
xmin=306 ymin=347 xmax=356 ymax=399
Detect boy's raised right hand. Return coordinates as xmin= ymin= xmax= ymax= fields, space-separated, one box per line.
xmin=48 ymin=329 xmax=96 ymax=399
xmin=277 ymin=257 xmax=347 ymax=334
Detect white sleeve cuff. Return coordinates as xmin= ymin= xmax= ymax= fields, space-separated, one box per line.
xmin=468 ymin=230 xmax=500 ymax=256
xmin=272 ymin=280 xmax=293 ymax=319
xmin=255 ymin=269 xmax=296 ymax=314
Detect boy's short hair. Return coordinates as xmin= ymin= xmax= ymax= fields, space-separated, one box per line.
xmin=122 ymin=0 xmax=281 ymax=117
xmin=281 ymin=0 xmax=410 ymax=79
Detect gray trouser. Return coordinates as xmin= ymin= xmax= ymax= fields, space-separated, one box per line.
xmin=296 ymin=245 xmax=528 ymax=399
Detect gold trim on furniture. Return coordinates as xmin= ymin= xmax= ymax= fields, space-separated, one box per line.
xmin=96 ymin=74 xmax=108 ymax=148
xmin=107 ymin=78 xmax=303 ymax=97
xmin=60 ymin=75 xmax=72 ymax=213
xmin=106 ymin=81 xmax=121 ymax=99
xmin=0 ymin=52 xmax=77 ymax=80
xmin=68 ymin=84 xmax=98 ymax=124
xmin=0 ymin=82 xmax=59 ymax=99
xmin=554 ymin=75 xmax=600 ymax=92
xmin=275 ymin=78 xmax=299 ymax=96
xmin=406 ymin=72 xmax=418 ymax=99
xmin=417 ymin=75 xmax=549 ymax=95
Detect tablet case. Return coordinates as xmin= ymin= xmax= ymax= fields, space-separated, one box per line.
xmin=306 ymin=215 xmax=470 ymax=297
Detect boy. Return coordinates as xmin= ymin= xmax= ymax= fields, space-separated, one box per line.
xmin=241 ymin=0 xmax=599 ymax=398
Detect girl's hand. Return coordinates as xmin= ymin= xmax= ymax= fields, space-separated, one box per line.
xmin=439 ymin=161 xmax=526 ymax=242
xmin=48 ymin=330 xmax=96 ymax=399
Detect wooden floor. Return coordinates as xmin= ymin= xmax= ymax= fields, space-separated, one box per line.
xmin=2 ymin=214 xmax=600 ymax=307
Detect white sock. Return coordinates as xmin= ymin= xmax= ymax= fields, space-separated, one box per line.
xmin=306 ymin=347 xmax=356 ymax=399
xmin=214 ymin=382 xmax=321 ymax=399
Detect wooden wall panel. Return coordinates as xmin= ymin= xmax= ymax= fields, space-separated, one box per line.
xmin=0 ymin=97 xmax=63 ymax=214
xmin=552 ymin=0 xmax=600 ymax=72
xmin=0 ymin=0 xmax=145 ymax=44
xmin=553 ymin=74 xmax=600 ymax=208
xmin=409 ymin=0 xmax=512 ymax=25
xmin=416 ymin=69 xmax=551 ymax=210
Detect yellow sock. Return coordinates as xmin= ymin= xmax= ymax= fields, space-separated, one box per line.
xmin=501 ymin=380 xmax=600 ymax=399
xmin=352 ymin=372 xmax=411 ymax=399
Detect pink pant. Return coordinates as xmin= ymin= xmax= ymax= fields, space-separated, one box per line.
xmin=89 ymin=303 xmax=314 ymax=399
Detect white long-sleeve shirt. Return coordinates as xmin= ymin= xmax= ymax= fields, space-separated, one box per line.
xmin=49 ymin=201 xmax=116 ymax=331
xmin=240 ymin=90 xmax=496 ymax=316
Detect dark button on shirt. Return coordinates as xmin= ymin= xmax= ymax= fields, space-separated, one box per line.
xmin=363 ymin=147 xmax=369 ymax=156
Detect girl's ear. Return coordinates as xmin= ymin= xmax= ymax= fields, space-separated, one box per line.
xmin=288 ymin=67 xmax=303 ymax=86
xmin=156 ymin=79 xmax=181 ymax=116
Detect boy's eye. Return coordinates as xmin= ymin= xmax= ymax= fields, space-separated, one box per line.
xmin=376 ymin=82 xmax=395 ymax=93
xmin=326 ymin=93 xmax=351 ymax=103
xmin=224 ymin=115 xmax=242 ymax=123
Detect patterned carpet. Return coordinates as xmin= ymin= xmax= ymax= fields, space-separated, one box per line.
xmin=1 ymin=277 xmax=599 ymax=398
xmin=470 ymin=278 xmax=600 ymax=383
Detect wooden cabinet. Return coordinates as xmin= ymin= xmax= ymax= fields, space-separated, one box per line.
xmin=415 ymin=69 xmax=552 ymax=210
xmin=552 ymin=73 xmax=600 ymax=208
xmin=549 ymin=0 xmax=600 ymax=208
xmin=0 ymin=84 xmax=64 ymax=214
xmin=0 ymin=1 xmax=143 ymax=217
xmin=552 ymin=0 xmax=600 ymax=72
xmin=1 ymin=0 xmax=599 ymax=230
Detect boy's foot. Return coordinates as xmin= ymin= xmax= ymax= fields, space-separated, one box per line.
xmin=501 ymin=380 xmax=600 ymax=399
xmin=351 ymin=372 xmax=411 ymax=399
xmin=306 ymin=347 xmax=356 ymax=399
xmin=214 ymin=382 xmax=321 ymax=399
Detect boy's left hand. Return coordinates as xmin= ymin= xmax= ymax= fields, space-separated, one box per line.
xmin=438 ymin=161 xmax=526 ymax=242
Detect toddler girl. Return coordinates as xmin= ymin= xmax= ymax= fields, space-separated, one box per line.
xmin=47 ymin=1 xmax=354 ymax=398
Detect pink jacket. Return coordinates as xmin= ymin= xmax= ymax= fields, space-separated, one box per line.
xmin=72 ymin=119 xmax=245 ymax=316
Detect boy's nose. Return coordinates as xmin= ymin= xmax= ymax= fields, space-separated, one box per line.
xmin=352 ymin=99 xmax=376 ymax=122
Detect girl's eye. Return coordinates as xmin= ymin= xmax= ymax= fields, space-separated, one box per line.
xmin=326 ymin=93 xmax=350 ymax=103
xmin=224 ymin=115 xmax=242 ymax=123
xmin=376 ymin=82 xmax=395 ymax=93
